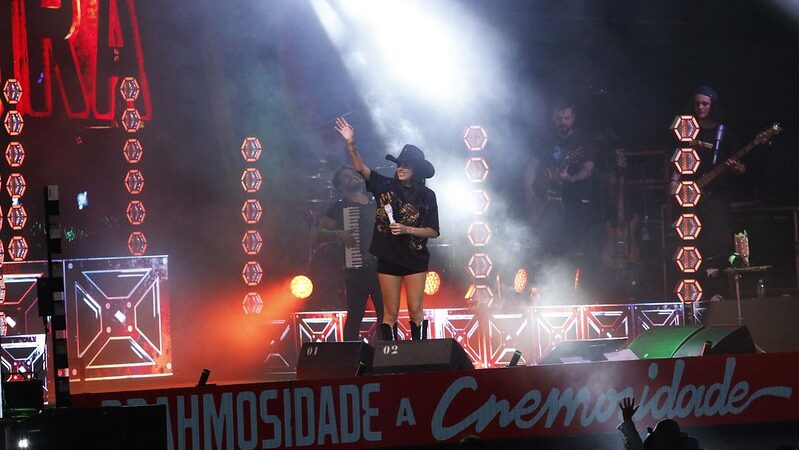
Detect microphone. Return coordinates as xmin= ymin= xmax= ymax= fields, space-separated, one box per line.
xmin=384 ymin=204 xmax=395 ymax=224
xmin=713 ymin=124 xmax=725 ymax=164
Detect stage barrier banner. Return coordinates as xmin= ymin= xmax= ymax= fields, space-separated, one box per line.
xmin=73 ymin=352 xmax=799 ymax=450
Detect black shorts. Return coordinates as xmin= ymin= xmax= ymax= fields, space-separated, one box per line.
xmin=377 ymin=258 xmax=425 ymax=276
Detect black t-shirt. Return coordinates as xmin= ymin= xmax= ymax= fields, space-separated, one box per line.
xmin=324 ymin=197 xmax=378 ymax=269
xmin=365 ymin=171 xmax=439 ymax=272
xmin=536 ymin=129 xmax=596 ymax=205
xmin=694 ymin=123 xmax=736 ymax=194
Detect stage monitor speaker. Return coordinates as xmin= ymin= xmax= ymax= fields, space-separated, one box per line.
xmin=626 ymin=325 xmax=704 ymax=359
xmin=2 ymin=380 xmax=44 ymax=411
xmin=296 ymin=341 xmax=374 ymax=380
xmin=672 ymin=325 xmax=756 ymax=357
xmin=539 ymin=338 xmax=629 ymax=364
xmin=371 ymin=339 xmax=474 ymax=375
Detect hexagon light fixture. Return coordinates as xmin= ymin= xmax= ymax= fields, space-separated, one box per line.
xmin=674 ymin=246 xmax=702 ymax=273
xmin=670 ymin=115 xmax=700 ymax=142
xmin=463 ymin=125 xmax=488 ymax=151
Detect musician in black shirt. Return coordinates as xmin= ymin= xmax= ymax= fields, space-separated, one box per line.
xmin=335 ymin=117 xmax=440 ymax=341
xmin=317 ymin=166 xmax=384 ymax=341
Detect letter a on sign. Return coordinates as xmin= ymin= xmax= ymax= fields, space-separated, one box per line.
xmin=395 ymin=398 xmax=416 ymax=427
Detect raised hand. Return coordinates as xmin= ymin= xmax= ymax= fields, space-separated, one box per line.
xmin=619 ymin=397 xmax=639 ymax=422
xmin=335 ymin=117 xmax=355 ymax=143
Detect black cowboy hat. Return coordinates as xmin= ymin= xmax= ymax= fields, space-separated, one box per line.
xmin=385 ymin=144 xmax=435 ymax=179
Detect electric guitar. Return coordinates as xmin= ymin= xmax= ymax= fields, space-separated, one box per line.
xmin=602 ymin=149 xmax=640 ymax=269
xmin=528 ymin=147 xmax=583 ymax=225
xmin=698 ymin=123 xmax=782 ymax=188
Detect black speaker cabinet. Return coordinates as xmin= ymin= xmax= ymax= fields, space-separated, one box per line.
xmin=539 ymin=338 xmax=629 ymax=364
xmin=371 ymin=339 xmax=474 ymax=375
xmin=296 ymin=341 xmax=374 ymax=380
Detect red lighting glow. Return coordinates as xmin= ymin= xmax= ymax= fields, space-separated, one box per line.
xmin=467 ymin=253 xmax=493 ymax=279
xmin=675 ymin=246 xmax=702 ymax=273
xmin=6 ymin=174 xmax=26 ymax=198
xmin=121 ymin=108 xmax=142 ymax=133
xmin=241 ymin=137 xmax=263 ymax=162
xmin=3 ymin=111 xmax=23 ymax=135
xmin=2 ymin=79 xmax=22 ymax=104
xmin=126 ymin=201 xmax=146 ymax=225
xmin=242 ymin=230 xmax=264 ymax=255
xmin=127 ymin=232 xmax=148 ymax=256
xmin=674 ymin=181 xmax=701 ymax=207
xmin=464 ymin=284 xmax=494 ymax=308
xmin=243 ymin=292 xmax=264 ymax=315
xmin=123 ymin=139 xmax=143 ymax=163
xmin=119 ymin=77 xmax=141 ymax=101
xmin=674 ymin=213 xmax=702 ymax=240
xmin=513 ymin=269 xmax=528 ymax=294
xmin=670 ymin=115 xmax=700 ymax=142
xmin=241 ymin=199 xmax=263 ymax=224
xmin=7 ymin=205 xmax=27 ymax=230
xmin=243 ymin=262 xmax=264 ymax=286
xmin=8 ymin=236 xmax=29 ymax=261
xmin=241 ymin=168 xmax=263 ymax=193
xmin=676 ymin=279 xmax=703 ymax=304
xmin=124 ymin=170 xmax=144 ymax=195
xmin=5 ymin=142 xmax=24 ymax=167
xmin=671 ymin=148 xmax=701 ymax=175
xmin=424 ymin=271 xmax=441 ymax=295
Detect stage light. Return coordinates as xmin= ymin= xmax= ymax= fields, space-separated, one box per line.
xmin=123 ymin=139 xmax=143 ymax=163
xmin=2 ymin=79 xmax=22 ymax=104
xmin=465 ymin=157 xmax=490 ymax=183
xmin=7 ymin=205 xmax=27 ymax=230
xmin=674 ymin=246 xmax=702 ymax=273
xmin=241 ymin=168 xmax=263 ymax=193
xmin=5 ymin=142 xmax=24 ymax=167
xmin=290 ymin=275 xmax=313 ymax=299
xmin=467 ymin=253 xmax=493 ymax=279
xmin=6 ymin=173 xmax=26 ymax=198
xmin=424 ymin=271 xmax=441 ymax=295
xmin=77 ymin=191 xmax=88 ymax=210
xmin=467 ymin=221 xmax=492 ymax=247
xmin=241 ymin=230 xmax=263 ymax=255
xmin=675 ymin=279 xmax=703 ymax=303
xmin=670 ymin=115 xmax=700 ymax=142
xmin=240 ymin=137 xmax=262 ymax=162
xmin=124 ymin=169 xmax=144 ymax=195
xmin=464 ymin=284 xmax=494 ymax=308
xmin=242 ymin=262 xmax=264 ymax=286
xmin=513 ymin=269 xmax=528 ymax=294
xmin=671 ymin=148 xmax=701 ymax=175
xmin=242 ymin=292 xmax=263 ymax=315
xmin=4 ymin=111 xmax=23 ymax=135
xmin=463 ymin=126 xmax=488 ymax=151
xmin=119 ymin=77 xmax=140 ymax=101
xmin=125 ymin=200 xmax=146 ymax=225
xmin=1 ymin=278 xmax=6 ymax=304
xmin=241 ymin=199 xmax=263 ymax=224
xmin=469 ymin=189 xmax=490 ymax=214
xmin=8 ymin=236 xmax=28 ymax=261
xmin=674 ymin=181 xmax=701 ymax=207
xmin=127 ymin=231 xmax=147 ymax=256
xmin=121 ymin=108 xmax=142 ymax=133
xmin=674 ymin=213 xmax=702 ymax=240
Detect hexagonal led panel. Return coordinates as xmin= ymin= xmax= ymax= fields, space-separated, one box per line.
xmin=671 ymin=148 xmax=701 ymax=175
xmin=3 ymin=79 xmax=22 ymax=104
xmin=119 ymin=77 xmax=140 ymax=101
xmin=290 ymin=275 xmax=313 ymax=299
xmin=124 ymin=169 xmax=144 ymax=194
xmin=465 ymin=284 xmax=494 ymax=308
xmin=470 ymin=190 xmax=490 ymax=214
xmin=121 ymin=108 xmax=142 ymax=132
xmin=674 ymin=246 xmax=702 ymax=273
xmin=241 ymin=137 xmax=262 ymax=162
xmin=675 ymin=279 xmax=703 ymax=304
xmin=8 ymin=236 xmax=28 ymax=261
xmin=123 ymin=139 xmax=143 ymax=163
xmin=242 ymin=230 xmax=263 ymax=255
xmin=514 ymin=268 xmax=528 ymax=294
xmin=7 ymin=205 xmax=27 ymax=230
xmin=674 ymin=213 xmax=702 ymax=240
xmin=126 ymin=200 xmax=146 ymax=225
xmin=465 ymin=157 xmax=490 ymax=183
xmin=467 ymin=221 xmax=492 ymax=247
xmin=241 ymin=168 xmax=263 ymax=193
xmin=468 ymin=253 xmax=493 ymax=279
xmin=424 ymin=271 xmax=441 ymax=295
xmin=6 ymin=173 xmax=26 ymax=198
xmin=674 ymin=181 xmax=701 ymax=207
xmin=4 ymin=111 xmax=23 ymax=135
xmin=128 ymin=231 xmax=147 ymax=255
xmin=242 ymin=292 xmax=263 ymax=315
xmin=670 ymin=115 xmax=699 ymax=142
xmin=5 ymin=142 xmax=24 ymax=167
xmin=241 ymin=199 xmax=263 ymax=224
xmin=242 ymin=261 xmax=264 ymax=286
xmin=463 ymin=126 xmax=488 ymax=151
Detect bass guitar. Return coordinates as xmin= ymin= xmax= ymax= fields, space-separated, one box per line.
xmin=528 ymin=147 xmax=583 ymax=225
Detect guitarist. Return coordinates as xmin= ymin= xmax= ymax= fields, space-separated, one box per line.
xmin=671 ymin=86 xmax=746 ymax=296
xmin=525 ymin=99 xmax=597 ymax=258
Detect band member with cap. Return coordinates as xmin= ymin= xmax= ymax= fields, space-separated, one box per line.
xmin=317 ymin=166 xmax=384 ymax=341
xmin=335 ymin=117 xmax=440 ymax=341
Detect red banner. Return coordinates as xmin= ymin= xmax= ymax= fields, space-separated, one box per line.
xmin=73 ymin=352 xmax=799 ymax=449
